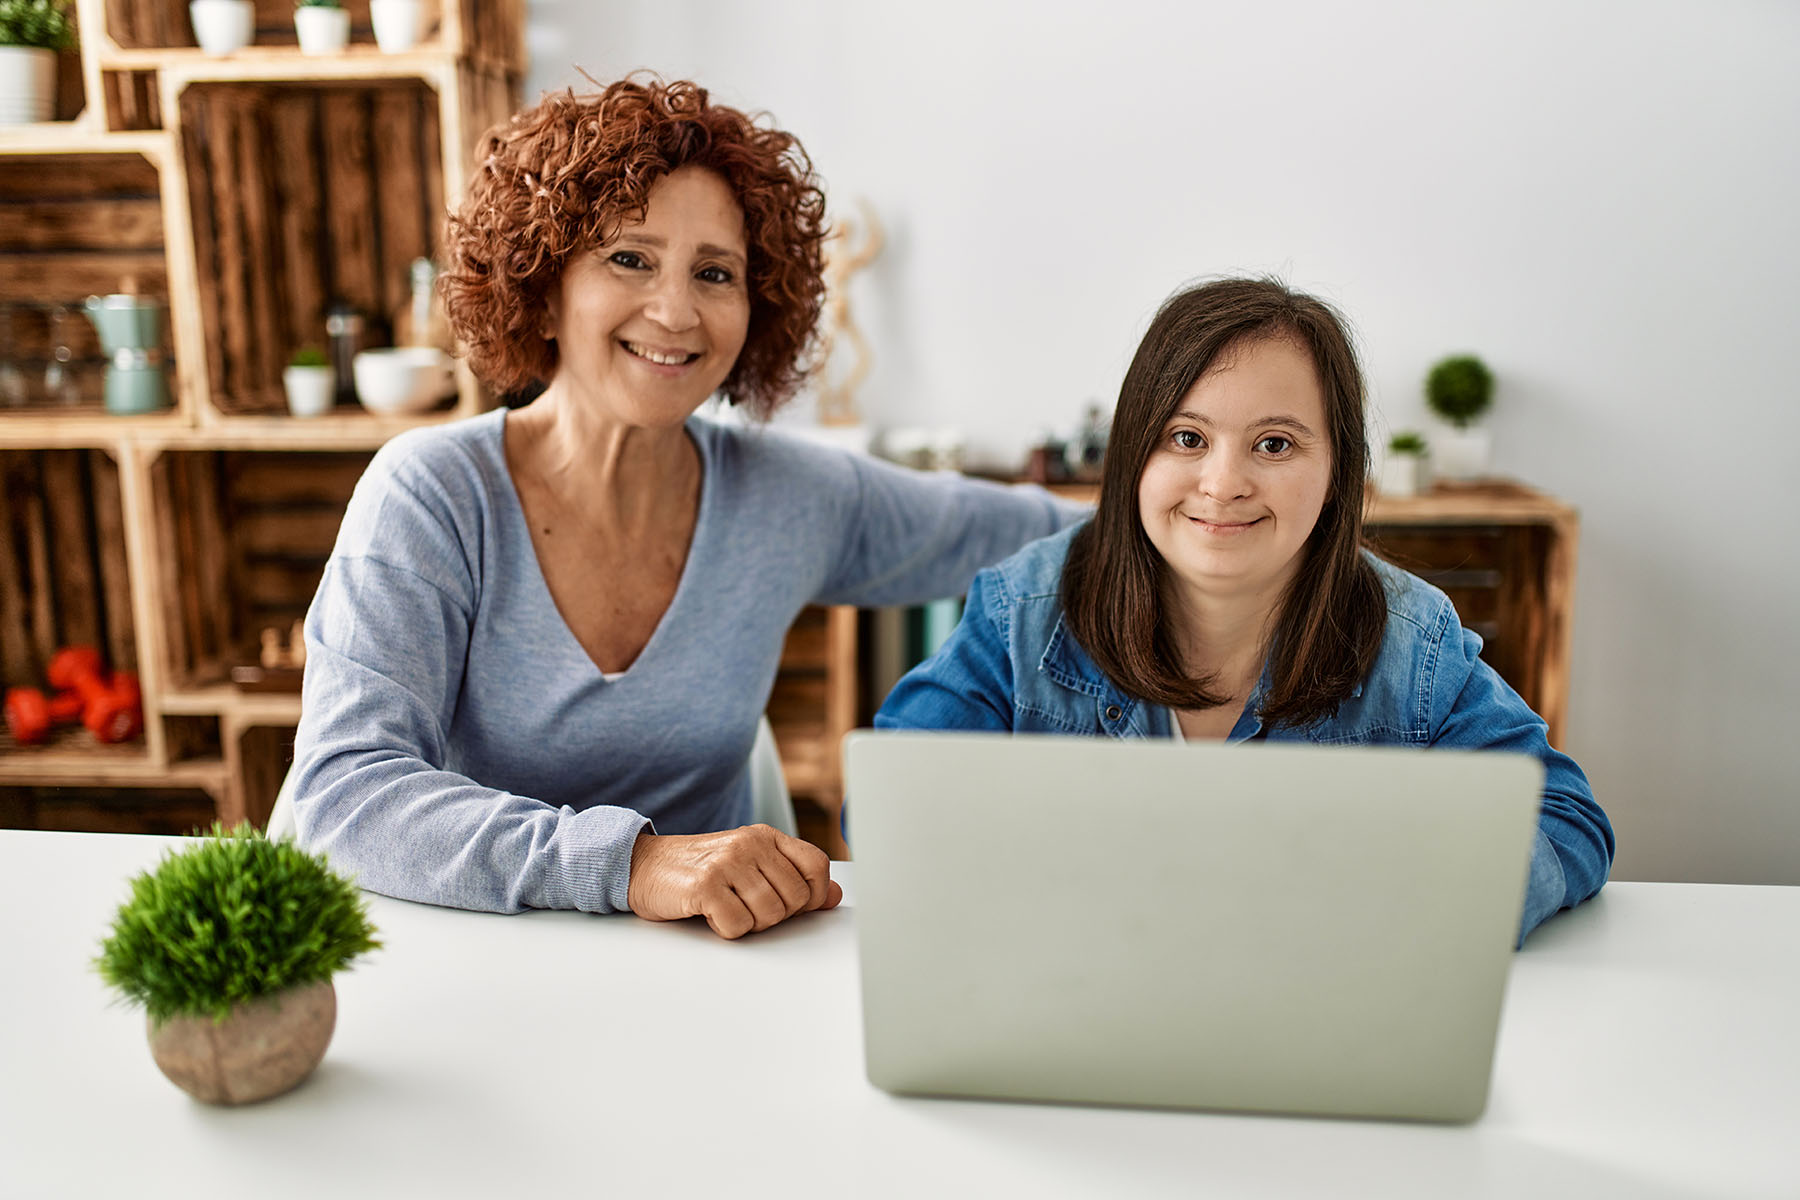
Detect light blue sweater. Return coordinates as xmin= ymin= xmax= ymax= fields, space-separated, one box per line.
xmin=291 ymin=409 xmax=1077 ymax=914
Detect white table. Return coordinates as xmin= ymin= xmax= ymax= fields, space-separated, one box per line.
xmin=2 ymin=831 xmax=1796 ymax=1199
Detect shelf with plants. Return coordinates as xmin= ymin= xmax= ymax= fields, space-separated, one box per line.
xmin=0 ymin=0 xmax=524 ymax=832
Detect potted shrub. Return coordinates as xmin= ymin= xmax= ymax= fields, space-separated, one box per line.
xmin=1378 ymin=430 xmax=1429 ymax=497
xmin=1424 ymin=353 xmax=1494 ymax=481
xmin=95 ymin=823 xmax=380 ymax=1105
xmin=189 ymin=0 xmax=253 ymax=55
xmin=294 ymin=0 xmax=349 ymax=54
xmin=283 ymin=345 xmax=335 ymax=416
xmin=370 ymin=0 xmax=424 ymax=51
xmin=0 ymin=0 xmax=73 ymax=127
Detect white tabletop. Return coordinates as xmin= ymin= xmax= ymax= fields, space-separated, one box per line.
xmin=2 ymin=830 xmax=1796 ymax=1199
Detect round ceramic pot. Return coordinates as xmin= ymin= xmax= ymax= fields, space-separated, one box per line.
xmin=1432 ymin=426 xmax=1492 ymax=482
xmin=1377 ymin=452 xmax=1426 ymax=497
xmin=294 ymin=6 xmax=351 ymax=54
xmin=370 ymin=0 xmax=424 ymax=51
xmin=0 ymin=46 xmax=56 ymax=127
xmin=189 ymin=0 xmax=255 ymax=56
xmin=283 ymin=365 xmax=336 ymax=417
xmin=147 ymin=980 xmax=337 ymax=1104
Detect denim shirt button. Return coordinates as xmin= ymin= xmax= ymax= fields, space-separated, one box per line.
xmin=1104 ymin=704 xmax=1122 ymax=722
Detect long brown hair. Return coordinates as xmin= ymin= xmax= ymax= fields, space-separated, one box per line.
xmin=1061 ymin=277 xmax=1385 ymax=728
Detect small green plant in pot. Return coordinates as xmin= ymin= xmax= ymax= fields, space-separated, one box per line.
xmin=1423 ymin=353 xmax=1495 ymax=481
xmin=0 ymin=0 xmax=75 ymax=127
xmin=1378 ymin=430 xmax=1429 ymax=497
xmin=96 ymin=823 xmax=380 ymax=1104
xmin=284 ymin=344 xmax=335 ymax=417
xmin=294 ymin=0 xmax=349 ymax=55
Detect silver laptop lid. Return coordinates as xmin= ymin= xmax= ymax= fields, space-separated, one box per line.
xmin=845 ymin=731 xmax=1542 ymax=1122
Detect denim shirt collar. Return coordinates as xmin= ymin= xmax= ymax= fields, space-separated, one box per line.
xmin=1039 ymin=612 xmax=1363 ymax=740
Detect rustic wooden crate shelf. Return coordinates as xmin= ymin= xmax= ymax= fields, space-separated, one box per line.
xmin=1 ymin=1 xmax=525 ymax=834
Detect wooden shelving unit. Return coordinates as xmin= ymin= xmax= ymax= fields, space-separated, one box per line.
xmin=1 ymin=0 xmax=525 ymax=832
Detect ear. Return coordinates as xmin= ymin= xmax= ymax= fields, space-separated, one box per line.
xmin=539 ymin=293 xmax=560 ymax=341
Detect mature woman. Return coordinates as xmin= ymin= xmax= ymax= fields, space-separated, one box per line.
xmin=876 ymin=278 xmax=1613 ymax=944
xmin=291 ymin=78 xmax=1078 ymax=938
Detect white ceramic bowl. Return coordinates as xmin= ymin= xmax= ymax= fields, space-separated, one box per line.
xmin=353 ymin=347 xmax=454 ymax=415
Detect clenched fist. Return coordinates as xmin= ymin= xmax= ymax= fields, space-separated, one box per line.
xmin=626 ymin=824 xmax=843 ymax=939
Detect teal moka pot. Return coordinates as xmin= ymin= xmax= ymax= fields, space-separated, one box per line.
xmin=82 ymin=294 xmax=170 ymax=415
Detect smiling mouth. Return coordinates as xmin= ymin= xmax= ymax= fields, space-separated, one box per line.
xmin=622 ymin=341 xmax=701 ymax=366
xmin=1186 ymin=516 xmax=1265 ymax=534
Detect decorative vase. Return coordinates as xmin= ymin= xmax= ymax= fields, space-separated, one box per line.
xmin=147 ymin=980 xmax=337 ymax=1105
xmin=1377 ymin=452 xmax=1427 ymax=498
xmin=189 ymin=0 xmax=255 ymax=55
xmin=0 ymin=45 xmax=56 ymax=126
xmin=294 ymin=6 xmax=351 ymax=54
xmin=369 ymin=0 xmax=424 ymax=51
xmin=283 ymin=365 xmax=336 ymax=417
xmin=1433 ymin=426 xmax=1492 ymax=482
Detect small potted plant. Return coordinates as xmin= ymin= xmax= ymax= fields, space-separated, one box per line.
xmin=1378 ymin=430 xmax=1429 ymax=497
xmin=294 ymin=0 xmax=349 ymax=54
xmin=284 ymin=345 xmax=335 ymax=416
xmin=370 ymin=0 xmax=424 ymax=51
xmin=1424 ymin=353 xmax=1494 ymax=481
xmin=95 ymin=823 xmax=379 ymax=1105
xmin=0 ymin=0 xmax=73 ymax=127
xmin=189 ymin=0 xmax=253 ymax=55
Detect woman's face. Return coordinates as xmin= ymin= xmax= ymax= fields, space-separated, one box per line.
xmin=1136 ymin=335 xmax=1334 ymax=608
xmin=544 ymin=166 xmax=751 ymax=427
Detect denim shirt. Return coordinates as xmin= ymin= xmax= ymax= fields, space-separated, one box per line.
xmin=874 ymin=524 xmax=1614 ymax=945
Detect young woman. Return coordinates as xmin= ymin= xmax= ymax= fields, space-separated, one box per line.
xmin=875 ymin=278 xmax=1612 ymax=943
xmin=290 ymin=77 xmax=1081 ymax=938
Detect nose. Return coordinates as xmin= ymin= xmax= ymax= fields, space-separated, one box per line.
xmin=1199 ymin=445 xmax=1254 ymax=502
xmin=642 ymin=273 xmax=700 ymax=333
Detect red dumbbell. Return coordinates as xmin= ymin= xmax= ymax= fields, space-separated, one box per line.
xmin=3 ymin=687 xmax=83 ymax=745
xmin=46 ymin=646 xmax=144 ymax=744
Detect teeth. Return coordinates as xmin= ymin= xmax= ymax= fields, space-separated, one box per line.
xmin=626 ymin=342 xmax=692 ymax=366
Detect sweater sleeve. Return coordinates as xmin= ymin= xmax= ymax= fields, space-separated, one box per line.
xmin=815 ymin=453 xmax=1086 ymax=607
xmin=1427 ymin=619 xmax=1615 ymax=946
xmin=289 ymin=454 xmax=648 ymax=915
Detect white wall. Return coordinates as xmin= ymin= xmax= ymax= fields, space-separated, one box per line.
xmin=523 ymin=0 xmax=1800 ymax=886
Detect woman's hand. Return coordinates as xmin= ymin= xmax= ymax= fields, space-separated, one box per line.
xmin=626 ymin=825 xmax=843 ymax=939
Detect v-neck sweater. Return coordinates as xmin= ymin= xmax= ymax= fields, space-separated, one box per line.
xmin=291 ymin=408 xmax=1079 ymax=914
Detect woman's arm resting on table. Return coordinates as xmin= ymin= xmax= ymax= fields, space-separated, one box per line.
xmin=1429 ymin=621 xmax=1615 ymax=946
xmin=628 ymin=825 xmax=842 ymax=939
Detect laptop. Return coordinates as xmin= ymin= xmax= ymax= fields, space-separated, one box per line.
xmin=843 ymin=731 xmax=1542 ymax=1123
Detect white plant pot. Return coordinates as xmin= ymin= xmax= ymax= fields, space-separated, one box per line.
xmin=0 ymin=46 xmax=57 ymax=127
xmin=1377 ymin=452 xmax=1427 ymax=498
xmin=294 ymin=6 xmax=351 ymax=54
xmin=1432 ymin=426 xmax=1492 ymax=482
xmin=283 ymin=366 xmax=336 ymax=417
xmin=190 ymin=0 xmax=255 ymax=56
xmin=370 ymin=0 xmax=425 ymax=51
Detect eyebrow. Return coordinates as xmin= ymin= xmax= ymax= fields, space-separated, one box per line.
xmin=611 ymin=233 xmax=747 ymax=265
xmin=1170 ymin=411 xmax=1320 ymax=439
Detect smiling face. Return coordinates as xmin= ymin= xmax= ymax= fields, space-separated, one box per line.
xmin=543 ymin=166 xmax=751 ymax=428
xmin=1137 ymin=335 xmax=1334 ymax=609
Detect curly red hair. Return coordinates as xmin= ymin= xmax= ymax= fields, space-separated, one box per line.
xmin=440 ymin=76 xmax=828 ymax=417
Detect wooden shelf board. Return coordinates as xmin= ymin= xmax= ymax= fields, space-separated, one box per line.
xmin=0 ymin=755 xmax=228 ymax=790
xmin=188 ymin=408 xmax=464 ymax=450
xmin=0 ymin=409 xmax=184 ymax=447
xmin=1366 ymin=480 xmax=1576 ymax=526
xmin=0 ymin=125 xmax=170 ymax=157
xmin=107 ymin=44 xmax=459 ymax=83
xmin=160 ymin=685 xmax=302 ymax=725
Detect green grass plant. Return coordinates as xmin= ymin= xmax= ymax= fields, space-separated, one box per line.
xmin=1388 ymin=430 xmax=1427 ymax=454
xmin=289 ymin=345 xmax=329 ymax=367
xmin=96 ymin=823 xmax=380 ymax=1025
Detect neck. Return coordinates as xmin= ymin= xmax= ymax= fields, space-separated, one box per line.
xmin=506 ymin=380 xmax=698 ymax=533
xmin=1161 ymin=571 xmax=1292 ymax=697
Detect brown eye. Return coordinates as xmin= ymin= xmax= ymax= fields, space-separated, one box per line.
xmin=1172 ymin=430 xmax=1204 ymax=450
xmin=1257 ymin=436 xmax=1293 ymax=455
